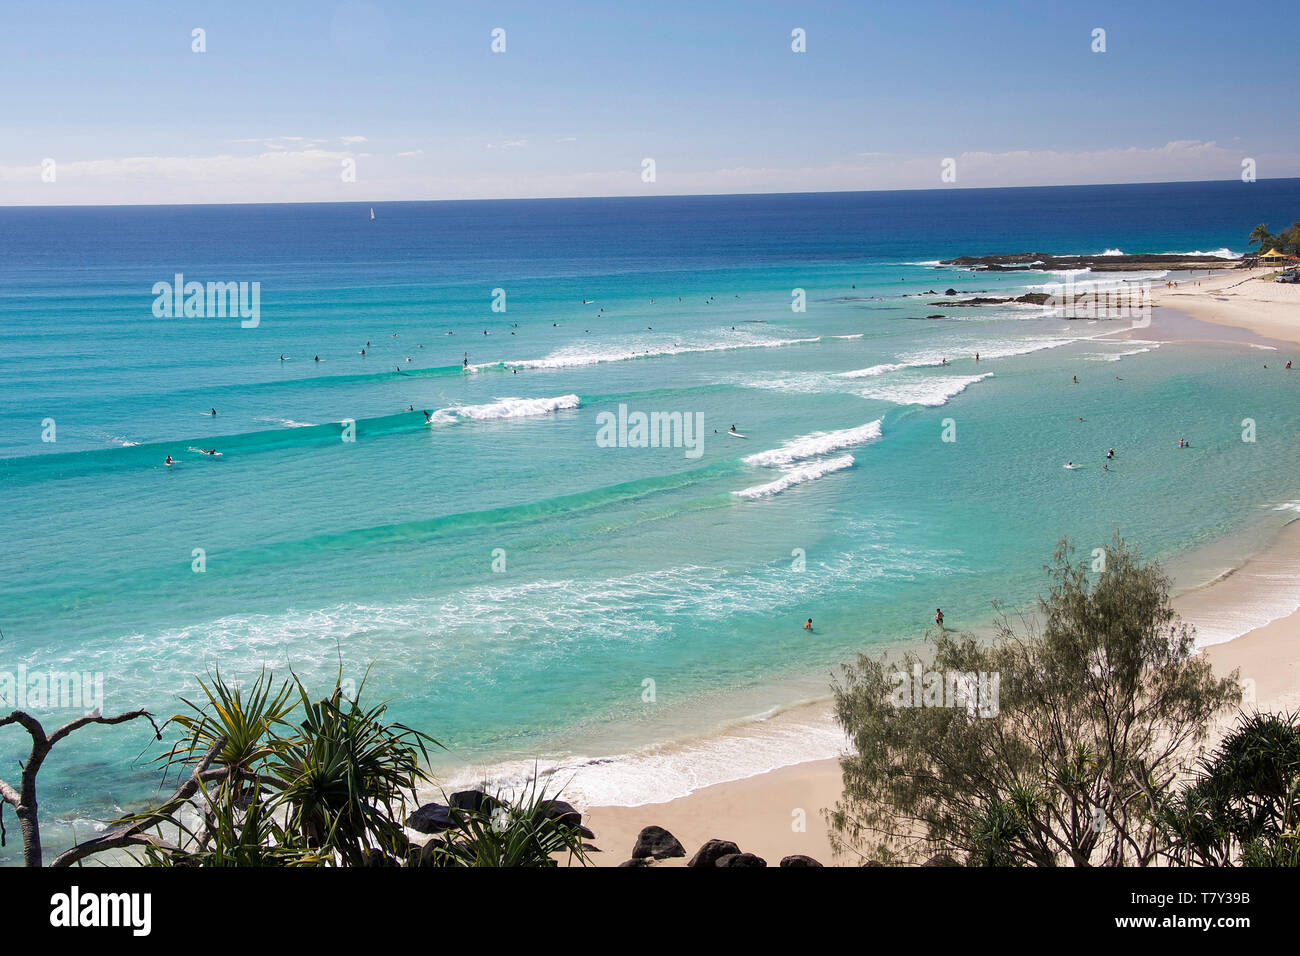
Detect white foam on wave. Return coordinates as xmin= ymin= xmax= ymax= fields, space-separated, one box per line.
xmin=829 ymin=333 xmax=865 ymax=340
xmin=255 ymin=416 xmax=317 ymax=428
xmin=722 ymin=371 xmax=839 ymax=395
xmin=733 ymin=454 xmax=855 ymax=498
xmin=1027 ymin=270 xmax=1170 ymax=293
xmin=428 ymin=394 xmax=580 ymax=424
xmin=743 ymin=420 xmax=882 ymax=468
xmin=1162 ymin=248 xmax=1240 ymax=259
xmin=838 ymin=336 xmax=1081 ymax=380
xmin=433 ymin=705 xmax=850 ymax=809
xmin=837 ymin=361 xmax=910 ymax=379
xmin=858 ymin=372 xmax=993 ymax=407
xmin=1084 ymin=344 xmax=1159 ymax=361
xmin=507 ymin=334 xmax=820 ymax=371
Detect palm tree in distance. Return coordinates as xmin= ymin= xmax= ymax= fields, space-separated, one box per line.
xmin=1248 ymin=222 xmax=1273 ymax=253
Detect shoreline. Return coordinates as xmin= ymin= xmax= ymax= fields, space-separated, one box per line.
xmin=573 ymin=269 xmax=1300 ymax=865
xmin=579 ymin=518 xmax=1300 ymax=865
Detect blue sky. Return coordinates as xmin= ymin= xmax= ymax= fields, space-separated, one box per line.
xmin=1 ymin=0 xmax=1295 ymax=203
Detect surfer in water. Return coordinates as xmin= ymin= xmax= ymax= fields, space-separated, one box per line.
xmin=210 ymin=408 xmax=217 ymax=416
xmin=1107 ymin=448 xmax=1115 ymax=460
xmin=424 ymin=411 xmax=432 ymax=423
xmin=164 ymin=455 xmax=174 ymax=466
xmin=730 ymin=424 xmax=738 ymax=433
xmin=314 ymin=355 xmax=320 ymax=363
xmin=199 ymin=448 xmax=218 ymax=456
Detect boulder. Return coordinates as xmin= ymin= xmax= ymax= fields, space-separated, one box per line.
xmin=715 ymin=852 xmax=767 ymax=867
xmin=535 ymin=798 xmax=583 ymax=827
xmin=687 ymin=839 xmax=742 ymax=868
xmin=618 ymin=858 xmax=652 ymax=867
xmin=415 ymin=838 xmax=447 ymax=867
xmin=631 ymin=825 xmax=686 ymax=860
xmin=923 ymin=853 xmax=961 ymax=867
xmin=779 ymin=854 xmax=823 ymax=867
xmin=449 ymin=789 xmax=498 ymax=814
xmin=944 ymin=288 xmax=958 ymax=296
xmin=407 ymin=802 xmax=456 ymax=833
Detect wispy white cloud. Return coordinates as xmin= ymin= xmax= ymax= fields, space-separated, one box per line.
xmin=341 ymin=135 xmax=368 ymax=145
xmin=2 ymin=140 xmax=1293 ymax=205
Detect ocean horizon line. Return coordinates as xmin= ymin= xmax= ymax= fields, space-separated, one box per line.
xmin=5 ymin=175 xmax=1300 ymax=210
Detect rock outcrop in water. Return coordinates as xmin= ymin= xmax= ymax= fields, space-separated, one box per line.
xmin=941 ymin=252 xmax=1238 ymax=272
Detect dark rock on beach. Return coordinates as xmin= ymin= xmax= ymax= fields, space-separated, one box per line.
xmin=923 ymin=853 xmax=961 ymax=867
xmin=618 ymin=857 xmax=653 ymax=867
xmin=715 ymin=852 xmax=767 ymax=867
xmin=449 ymin=789 xmax=498 ymax=814
xmin=687 ymin=839 xmax=742 ymax=867
xmin=631 ymin=825 xmax=686 ymax=860
xmin=779 ymin=854 xmax=824 ymax=867
xmin=407 ymin=802 xmax=457 ymax=833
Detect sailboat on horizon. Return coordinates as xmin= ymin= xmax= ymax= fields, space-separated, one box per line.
xmin=369 ymin=207 xmax=376 ymax=222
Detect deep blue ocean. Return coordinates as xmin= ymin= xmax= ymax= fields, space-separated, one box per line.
xmin=3 ymin=179 xmax=1299 ymax=860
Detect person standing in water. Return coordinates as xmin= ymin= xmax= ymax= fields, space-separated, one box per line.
xmin=804 ymin=618 xmax=813 ymax=631
xmin=935 ymin=608 xmax=944 ymax=629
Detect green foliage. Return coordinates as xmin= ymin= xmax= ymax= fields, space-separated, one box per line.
xmin=1156 ymin=711 xmax=1300 ymax=866
xmin=1248 ymin=221 xmax=1300 ymax=256
xmin=417 ymin=777 xmax=590 ymax=868
xmin=127 ymin=667 xmax=439 ymax=867
xmin=274 ymin=673 xmax=435 ymax=866
xmin=829 ymin=535 xmax=1242 ymax=866
xmin=104 ymin=668 xmax=588 ymax=867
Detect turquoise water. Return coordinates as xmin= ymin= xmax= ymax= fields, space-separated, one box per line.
xmin=2 ymin=183 xmax=1299 ymax=859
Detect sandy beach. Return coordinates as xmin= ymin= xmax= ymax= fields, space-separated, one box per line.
xmin=581 ymin=267 xmax=1300 ymax=867
xmin=1150 ymin=265 xmax=1300 ymax=345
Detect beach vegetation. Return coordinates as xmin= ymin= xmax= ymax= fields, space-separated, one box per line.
xmin=828 ymin=535 xmax=1244 ymax=866
xmin=21 ymin=667 xmax=589 ymax=867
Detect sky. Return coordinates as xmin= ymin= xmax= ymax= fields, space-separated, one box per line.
xmin=1 ymin=0 xmax=1296 ymax=205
